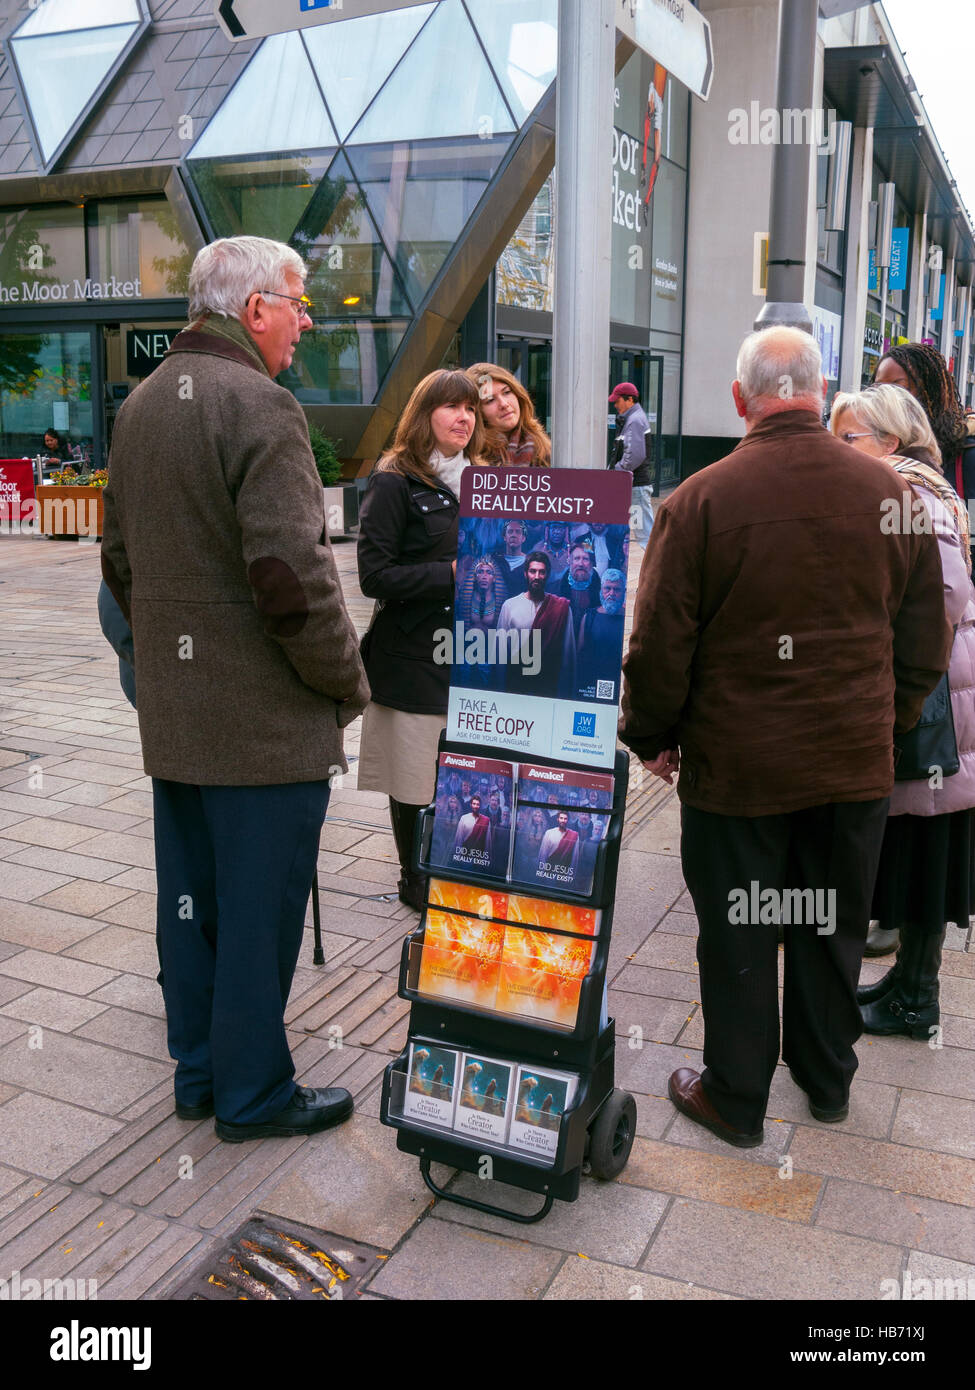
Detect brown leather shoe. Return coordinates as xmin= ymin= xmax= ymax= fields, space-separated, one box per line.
xmin=668 ymin=1068 xmax=764 ymax=1148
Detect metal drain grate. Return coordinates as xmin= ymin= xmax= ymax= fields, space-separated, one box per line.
xmin=168 ymin=1213 xmax=387 ymax=1301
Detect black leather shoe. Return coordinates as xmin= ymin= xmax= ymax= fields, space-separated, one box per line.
xmin=788 ymin=1070 xmax=848 ymax=1123
xmin=668 ymin=1068 xmax=764 ymax=1148
xmin=175 ymin=1097 xmax=214 ymax=1121
xmin=216 ymin=1085 xmax=354 ymax=1143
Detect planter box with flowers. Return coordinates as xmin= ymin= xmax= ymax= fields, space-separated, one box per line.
xmin=38 ymin=468 xmax=108 ymax=538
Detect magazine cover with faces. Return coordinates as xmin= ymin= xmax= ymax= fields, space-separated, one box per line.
xmin=429 ymin=753 xmax=513 ymax=879
xmin=512 ymin=765 xmax=613 ymax=895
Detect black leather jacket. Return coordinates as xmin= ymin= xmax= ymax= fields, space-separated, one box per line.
xmin=357 ymin=469 xmax=458 ymax=714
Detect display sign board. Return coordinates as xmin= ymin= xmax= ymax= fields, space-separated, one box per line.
xmin=0 ymin=460 xmax=36 ymax=527
xmin=126 ymin=329 xmax=176 ymax=378
xmin=445 ymin=467 xmax=632 ymax=768
xmin=616 ymin=0 xmax=714 ymax=102
xmin=214 ymin=0 xmax=437 ymax=42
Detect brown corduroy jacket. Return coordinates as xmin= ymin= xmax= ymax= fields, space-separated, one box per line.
xmin=619 ymin=410 xmax=952 ymax=817
xmin=101 ymin=326 xmax=368 ymax=786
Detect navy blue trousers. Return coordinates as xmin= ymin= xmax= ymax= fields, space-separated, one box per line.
xmin=152 ymin=778 xmax=330 ymax=1124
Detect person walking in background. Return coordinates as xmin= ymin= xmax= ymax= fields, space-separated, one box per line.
xmin=609 ymin=382 xmax=654 ymax=546
xmin=619 ymin=327 xmax=951 ymax=1148
xmin=874 ymin=342 xmax=975 ymax=560
xmin=830 ymin=384 xmax=975 ymax=1038
xmin=102 ymin=235 xmax=368 ymax=1143
xmin=466 ymin=362 xmax=551 ymax=467
xmin=356 ymin=370 xmax=483 ymax=911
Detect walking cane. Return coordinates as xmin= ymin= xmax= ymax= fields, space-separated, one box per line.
xmin=311 ymin=869 xmax=324 ymax=965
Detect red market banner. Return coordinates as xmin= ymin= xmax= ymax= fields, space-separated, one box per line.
xmin=0 ymin=460 xmax=35 ymax=526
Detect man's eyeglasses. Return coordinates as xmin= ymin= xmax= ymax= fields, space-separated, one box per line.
xmin=257 ymin=290 xmax=315 ymax=317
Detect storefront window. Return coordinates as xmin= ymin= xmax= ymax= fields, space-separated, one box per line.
xmin=0 ymin=330 xmax=93 ymax=461
xmin=0 ymin=204 xmax=86 ymax=302
xmin=88 ymin=197 xmax=191 ymax=299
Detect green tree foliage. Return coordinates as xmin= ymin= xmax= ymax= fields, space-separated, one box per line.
xmin=307 ymin=423 xmax=342 ymax=486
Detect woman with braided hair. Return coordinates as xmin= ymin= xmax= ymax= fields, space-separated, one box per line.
xmin=875 ymin=344 xmax=975 ymax=557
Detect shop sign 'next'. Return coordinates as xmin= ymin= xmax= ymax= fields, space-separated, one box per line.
xmin=0 ymin=277 xmax=142 ymax=304
xmin=215 ymin=0 xmax=432 ymax=42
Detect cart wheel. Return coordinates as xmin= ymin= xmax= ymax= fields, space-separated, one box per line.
xmin=587 ymin=1089 xmax=636 ymax=1180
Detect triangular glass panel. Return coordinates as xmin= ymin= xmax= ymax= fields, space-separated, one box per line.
xmin=188 ymin=32 xmax=338 ymax=161
xmin=302 ymin=4 xmax=435 ymax=143
xmin=465 ymin=0 xmax=558 ymax=125
xmin=347 ymin=0 xmax=515 ymax=145
xmin=187 ymin=150 xmax=338 ymax=244
xmin=285 ymin=318 xmax=411 ymax=405
xmin=14 ymin=0 xmax=140 ymax=38
xmin=346 ymin=135 xmax=510 ymax=309
xmin=12 ymin=25 xmax=139 ymax=163
xmin=295 ymin=152 xmax=412 ymax=319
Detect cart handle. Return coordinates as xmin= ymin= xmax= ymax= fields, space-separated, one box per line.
xmin=418 ymin=1156 xmax=554 ymax=1225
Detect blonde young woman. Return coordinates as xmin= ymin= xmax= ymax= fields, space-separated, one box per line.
xmin=465 ymin=363 xmax=551 ymax=468
xmin=830 ymin=383 xmax=975 ymax=1038
xmin=357 ymin=370 xmax=485 ymax=910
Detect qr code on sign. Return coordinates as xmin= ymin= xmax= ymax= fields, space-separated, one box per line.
xmin=597 ymin=680 xmax=615 ymax=699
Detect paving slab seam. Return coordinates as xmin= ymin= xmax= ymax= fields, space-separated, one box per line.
xmin=636 ymin=1191 xmax=678 ymax=1266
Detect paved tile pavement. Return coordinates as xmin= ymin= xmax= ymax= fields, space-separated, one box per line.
xmin=0 ymin=532 xmax=973 ymax=1302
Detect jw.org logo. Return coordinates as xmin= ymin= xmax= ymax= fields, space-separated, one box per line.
xmin=573 ymin=712 xmax=597 ymax=738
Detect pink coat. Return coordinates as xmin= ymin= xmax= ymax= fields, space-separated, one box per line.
xmin=890 ymin=480 xmax=975 ymax=815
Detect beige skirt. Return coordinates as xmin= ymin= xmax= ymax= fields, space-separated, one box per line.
xmin=356 ymin=702 xmax=445 ymax=805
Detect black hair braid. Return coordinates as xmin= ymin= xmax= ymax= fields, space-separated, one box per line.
xmin=876 ymin=343 xmax=969 ymax=460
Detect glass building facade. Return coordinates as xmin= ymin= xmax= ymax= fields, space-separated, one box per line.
xmin=0 ymin=0 xmax=691 ymax=473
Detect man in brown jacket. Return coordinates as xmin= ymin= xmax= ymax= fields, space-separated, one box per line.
xmin=619 ymin=327 xmax=951 ymax=1146
xmin=102 ymin=236 xmax=368 ymax=1142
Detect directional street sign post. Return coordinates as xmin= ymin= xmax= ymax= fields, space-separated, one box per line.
xmin=616 ymin=0 xmax=714 ymax=102
xmin=215 ymin=0 xmax=437 ymax=43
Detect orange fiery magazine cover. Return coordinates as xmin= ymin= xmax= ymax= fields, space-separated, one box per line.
xmin=495 ymin=928 xmax=595 ymax=1028
xmin=427 ymin=878 xmax=508 ymax=920
xmin=416 ymin=908 xmax=504 ymax=1010
xmin=505 ymin=893 xmax=601 ymax=937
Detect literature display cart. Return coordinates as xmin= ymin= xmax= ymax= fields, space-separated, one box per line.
xmin=380 ymin=735 xmax=636 ymax=1225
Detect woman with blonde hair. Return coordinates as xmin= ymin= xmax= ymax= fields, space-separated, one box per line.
xmin=830 ymin=383 xmax=975 ymax=1037
xmin=465 ymin=363 xmax=551 ymax=467
xmin=357 ymin=369 xmax=485 ymax=909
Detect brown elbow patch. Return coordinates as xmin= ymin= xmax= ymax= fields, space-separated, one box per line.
xmin=248 ymin=557 xmax=309 ymax=638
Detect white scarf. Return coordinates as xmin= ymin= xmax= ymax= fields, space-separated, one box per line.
xmin=429 ymin=448 xmax=470 ymax=500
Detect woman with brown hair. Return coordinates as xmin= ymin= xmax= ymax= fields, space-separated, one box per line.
xmin=465 ymin=363 xmax=551 ymax=467
xmin=357 ymin=369 xmax=485 ymax=909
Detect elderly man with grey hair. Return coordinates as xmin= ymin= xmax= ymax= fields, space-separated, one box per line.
xmin=619 ymin=325 xmax=951 ymax=1146
xmin=102 ymin=236 xmax=368 ymax=1142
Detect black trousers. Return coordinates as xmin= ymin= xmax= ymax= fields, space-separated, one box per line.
xmin=681 ymin=798 xmax=888 ymax=1131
